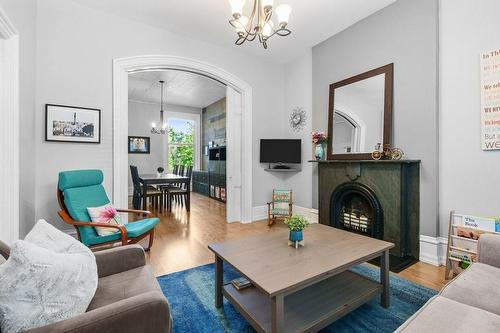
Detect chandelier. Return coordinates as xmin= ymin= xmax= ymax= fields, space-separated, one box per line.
xmin=228 ymin=0 xmax=292 ymax=49
xmin=151 ymin=80 xmax=169 ymax=135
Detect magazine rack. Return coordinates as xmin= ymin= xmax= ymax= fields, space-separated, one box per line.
xmin=445 ymin=210 xmax=500 ymax=280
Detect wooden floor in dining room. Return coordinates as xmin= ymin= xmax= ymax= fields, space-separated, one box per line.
xmin=139 ymin=192 xmax=447 ymax=291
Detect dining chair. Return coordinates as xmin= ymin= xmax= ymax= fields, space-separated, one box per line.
xmin=57 ymin=169 xmax=160 ymax=250
xmin=130 ymin=165 xmax=163 ymax=212
xmin=167 ymin=165 xmax=193 ymax=211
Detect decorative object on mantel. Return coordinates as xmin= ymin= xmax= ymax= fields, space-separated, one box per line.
xmin=45 ymin=104 xmax=101 ymax=143
xmin=371 ymin=143 xmax=404 ymax=160
xmin=312 ymin=131 xmax=328 ymax=160
xmin=285 ymin=215 xmax=309 ymax=249
xmin=480 ymin=47 xmax=500 ymax=150
xmin=228 ymin=0 xmax=292 ymax=49
xmin=151 ymin=80 xmax=169 ymax=135
xmin=289 ymin=107 xmax=307 ymax=132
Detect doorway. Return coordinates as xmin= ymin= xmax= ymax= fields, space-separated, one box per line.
xmin=113 ymin=56 xmax=252 ymax=223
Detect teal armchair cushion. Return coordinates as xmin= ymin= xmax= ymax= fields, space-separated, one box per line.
xmin=58 ymin=169 xmax=160 ymax=247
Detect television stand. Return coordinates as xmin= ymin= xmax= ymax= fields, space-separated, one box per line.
xmin=264 ymin=163 xmax=301 ymax=173
xmin=273 ymin=164 xmax=291 ymax=170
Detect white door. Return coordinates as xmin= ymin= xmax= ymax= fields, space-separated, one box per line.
xmin=225 ymin=87 xmax=242 ymax=223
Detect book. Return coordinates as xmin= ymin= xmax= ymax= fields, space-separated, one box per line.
xmin=231 ymin=277 xmax=252 ymax=290
xmin=457 ymin=215 xmax=500 ymax=232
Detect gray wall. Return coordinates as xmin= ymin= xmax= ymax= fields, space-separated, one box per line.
xmin=438 ymin=0 xmax=500 ymax=237
xmin=0 ymin=0 xmax=37 ymax=237
xmin=32 ymin=0 xmax=285 ymax=231
xmin=202 ymin=98 xmax=226 ymax=170
xmin=312 ymin=0 xmax=439 ymax=237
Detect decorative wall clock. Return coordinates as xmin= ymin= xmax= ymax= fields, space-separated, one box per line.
xmin=289 ymin=107 xmax=307 ymax=132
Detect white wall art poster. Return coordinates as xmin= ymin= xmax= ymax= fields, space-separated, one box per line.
xmin=480 ymin=48 xmax=500 ymax=150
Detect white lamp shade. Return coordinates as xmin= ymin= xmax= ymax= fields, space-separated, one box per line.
xmin=262 ymin=21 xmax=274 ymax=37
xmin=235 ymin=15 xmax=249 ymax=33
xmin=229 ymin=0 xmax=245 ymax=16
xmin=262 ymin=0 xmax=273 ymax=8
xmin=275 ymin=4 xmax=292 ymax=24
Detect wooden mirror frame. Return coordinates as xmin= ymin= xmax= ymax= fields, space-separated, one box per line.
xmin=327 ymin=63 xmax=393 ymax=160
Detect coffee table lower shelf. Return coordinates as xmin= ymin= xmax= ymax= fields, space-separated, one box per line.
xmin=223 ymin=270 xmax=382 ymax=333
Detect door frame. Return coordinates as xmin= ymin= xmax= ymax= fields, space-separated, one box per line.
xmin=113 ymin=55 xmax=253 ymax=222
xmin=0 ymin=7 xmax=19 ymax=244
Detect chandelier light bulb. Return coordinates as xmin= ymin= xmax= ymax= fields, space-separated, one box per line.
xmin=229 ymin=0 xmax=245 ymax=17
xmin=151 ymin=122 xmax=157 ymax=128
xmin=162 ymin=123 xmax=168 ymax=129
xmin=275 ymin=4 xmax=292 ymax=26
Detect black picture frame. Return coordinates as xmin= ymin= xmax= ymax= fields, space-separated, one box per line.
xmin=128 ymin=136 xmax=151 ymax=154
xmin=45 ymin=104 xmax=101 ymax=143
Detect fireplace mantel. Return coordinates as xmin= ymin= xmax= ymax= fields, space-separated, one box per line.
xmin=313 ymin=159 xmax=420 ymax=272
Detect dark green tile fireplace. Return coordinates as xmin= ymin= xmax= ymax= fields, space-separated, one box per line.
xmin=315 ymin=160 xmax=420 ymax=272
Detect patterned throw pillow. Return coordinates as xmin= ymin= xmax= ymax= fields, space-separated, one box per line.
xmin=87 ymin=204 xmax=123 ymax=236
xmin=0 ymin=220 xmax=98 ymax=333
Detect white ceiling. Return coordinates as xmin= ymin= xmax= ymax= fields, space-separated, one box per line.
xmin=70 ymin=0 xmax=397 ymax=64
xmin=129 ymin=70 xmax=226 ymax=108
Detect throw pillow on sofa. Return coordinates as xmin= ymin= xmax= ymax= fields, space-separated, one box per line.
xmin=0 ymin=220 xmax=98 ymax=333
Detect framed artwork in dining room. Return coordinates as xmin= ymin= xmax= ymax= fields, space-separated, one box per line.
xmin=45 ymin=104 xmax=101 ymax=143
xmin=128 ymin=136 xmax=151 ymax=154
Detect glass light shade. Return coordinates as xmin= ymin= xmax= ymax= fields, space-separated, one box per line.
xmin=262 ymin=0 xmax=273 ymax=9
xmin=229 ymin=0 xmax=245 ymax=16
xmin=262 ymin=21 xmax=274 ymax=37
xmin=151 ymin=122 xmax=157 ymax=128
xmin=275 ymin=4 xmax=292 ymax=25
xmin=235 ymin=15 xmax=249 ymax=33
xmin=162 ymin=123 xmax=168 ymax=129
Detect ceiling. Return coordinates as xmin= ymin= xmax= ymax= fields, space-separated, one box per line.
xmin=70 ymin=0 xmax=397 ymax=64
xmin=128 ymin=70 xmax=226 ymax=108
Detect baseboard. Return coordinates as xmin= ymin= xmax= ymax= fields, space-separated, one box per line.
xmin=419 ymin=235 xmax=448 ymax=266
xmin=252 ymin=205 xmax=319 ymax=224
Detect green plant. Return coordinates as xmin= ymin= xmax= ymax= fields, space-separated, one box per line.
xmin=284 ymin=215 xmax=309 ymax=232
xmin=167 ymin=124 xmax=194 ymax=170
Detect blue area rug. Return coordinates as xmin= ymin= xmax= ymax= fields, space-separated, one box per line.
xmin=157 ymin=263 xmax=436 ymax=333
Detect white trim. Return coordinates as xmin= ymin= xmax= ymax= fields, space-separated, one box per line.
xmin=252 ymin=205 xmax=319 ymax=224
xmin=113 ymin=55 xmax=253 ymax=222
xmin=0 ymin=7 xmax=19 ymax=245
xmin=419 ymin=235 xmax=448 ymax=266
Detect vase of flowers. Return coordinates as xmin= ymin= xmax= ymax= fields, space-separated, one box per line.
xmin=284 ymin=215 xmax=309 ymax=248
xmin=312 ymin=131 xmax=328 ymax=160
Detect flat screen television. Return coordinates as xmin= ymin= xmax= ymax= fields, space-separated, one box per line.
xmin=260 ymin=139 xmax=301 ymax=164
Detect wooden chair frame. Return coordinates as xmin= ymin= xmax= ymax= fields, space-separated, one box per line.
xmin=57 ymin=189 xmax=156 ymax=251
xmin=267 ymin=190 xmax=293 ymax=226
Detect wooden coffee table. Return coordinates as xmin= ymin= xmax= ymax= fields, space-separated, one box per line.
xmin=208 ymin=224 xmax=394 ymax=333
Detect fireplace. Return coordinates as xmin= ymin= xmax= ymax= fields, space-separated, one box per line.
xmin=316 ymin=160 xmax=420 ymax=272
xmin=330 ymin=182 xmax=383 ymax=240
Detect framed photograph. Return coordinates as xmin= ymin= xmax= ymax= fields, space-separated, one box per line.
xmin=128 ymin=136 xmax=150 ymax=154
xmin=45 ymin=104 xmax=101 ymax=143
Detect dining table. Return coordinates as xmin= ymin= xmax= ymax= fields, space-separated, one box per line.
xmin=138 ymin=173 xmax=191 ymax=212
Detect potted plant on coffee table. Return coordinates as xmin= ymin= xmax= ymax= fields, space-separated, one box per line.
xmin=284 ymin=215 xmax=309 ymax=248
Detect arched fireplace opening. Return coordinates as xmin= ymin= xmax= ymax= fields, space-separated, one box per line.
xmin=330 ymin=182 xmax=384 ymax=240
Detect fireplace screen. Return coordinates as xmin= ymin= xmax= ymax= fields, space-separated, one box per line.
xmin=339 ymin=194 xmax=373 ymax=236
xmin=330 ymin=182 xmax=383 ymax=240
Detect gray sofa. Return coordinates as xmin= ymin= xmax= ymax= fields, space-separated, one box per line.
xmin=0 ymin=242 xmax=172 ymax=333
xmin=397 ymin=233 xmax=500 ymax=332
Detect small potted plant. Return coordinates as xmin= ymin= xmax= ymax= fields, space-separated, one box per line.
xmin=312 ymin=131 xmax=328 ymax=160
xmin=284 ymin=215 xmax=309 ymax=247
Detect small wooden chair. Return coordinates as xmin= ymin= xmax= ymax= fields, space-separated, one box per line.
xmin=267 ymin=189 xmax=293 ymax=226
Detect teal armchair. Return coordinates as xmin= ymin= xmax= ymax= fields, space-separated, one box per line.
xmin=57 ymin=169 xmax=160 ymax=250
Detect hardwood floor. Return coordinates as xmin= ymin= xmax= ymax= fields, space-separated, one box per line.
xmin=136 ymin=192 xmax=447 ymax=291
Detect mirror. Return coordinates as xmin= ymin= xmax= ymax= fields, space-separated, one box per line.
xmin=327 ymin=64 xmax=393 ymax=160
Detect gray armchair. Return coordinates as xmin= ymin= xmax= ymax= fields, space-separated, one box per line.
xmin=0 ymin=242 xmax=172 ymax=333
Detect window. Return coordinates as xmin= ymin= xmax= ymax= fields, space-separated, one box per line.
xmin=167 ymin=118 xmax=195 ymax=171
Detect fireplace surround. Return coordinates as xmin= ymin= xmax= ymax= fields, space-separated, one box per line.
xmin=315 ymin=160 xmax=420 ymax=272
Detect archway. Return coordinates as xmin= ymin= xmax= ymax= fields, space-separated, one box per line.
xmin=112 ymin=55 xmax=253 ymax=222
